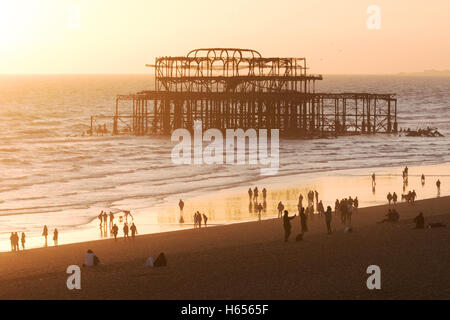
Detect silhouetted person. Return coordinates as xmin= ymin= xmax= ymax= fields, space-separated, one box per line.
xmin=98 ymin=211 xmax=103 ymax=227
xmin=21 ymin=232 xmax=26 ymax=250
xmin=9 ymin=232 xmax=14 ymax=252
xmin=282 ymin=210 xmax=296 ymax=242
xmin=354 ymin=197 xmax=359 ymax=213
xmin=299 ymin=194 xmax=304 ymax=208
xmin=324 ymin=206 xmax=333 ymax=234
xmin=414 ymin=212 xmax=425 ymax=229
xmin=198 ymin=212 xmax=202 ymax=228
xmin=123 ymin=223 xmax=129 ymax=239
xmin=277 ymin=201 xmax=284 ymax=218
xmin=202 ymin=213 xmax=208 ymax=227
xmin=42 ymin=225 xmax=48 ymax=246
xmin=253 ymin=187 xmax=259 ymax=202
xmin=421 ymin=174 xmax=425 ymax=185
xmin=154 ymin=252 xmax=167 ymax=267
xmin=387 ymin=192 xmax=393 ymax=205
xmin=262 ymin=188 xmax=267 ymax=200
xmin=178 ymin=199 xmax=184 ymax=212
xmin=392 ymin=192 xmax=398 ymax=205
xmin=53 ymin=228 xmax=58 ymax=246
xmin=314 ymin=190 xmax=319 ymax=205
xmin=436 ymin=179 xmax=441 ymax=196
xmin=372 ymin=173 xmax=376 ymax=186
xmin=248 ymin=188 xmax=253 ymax=201
xmin=124 ymin=210 xmax=133 ymax=222
xmin=299 ymin=207 xmax=308 ymax=233
xmin=109 ymin=211 xmax=114 ymax=229
xmin=112 ymin=224 xmax=119 ymax=241
xmin=130 ymin=223 xmax=138 ymax=239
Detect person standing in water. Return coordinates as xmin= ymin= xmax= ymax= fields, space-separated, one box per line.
xmin=262 ymin=188 xmax=267 ymax=201
xmin=202 ymin=213 xmax=208 ymax=227
xmin=436 ymin=179 xmax=441 ymax=196
xmin=53 ymin=228 xmax=59 ymax=246
xmin=109 ymin=212 xmax=114 ymax=230
xmin=253 ymin=187 xmax=259 ymax=202
xmin=421 ymin=174 xmax=425 ymax=186
xmin=21 ymin=232 xmax=26 ymax=250
xmin=9 ymin=232 xmax=15 ymax=252
xmin=42 ymin=225 xmax=48 ymax=246
xmin=248 ymin=188 xmax=253 ymax=202
xmin=372 ymin=173 xmax=376 ymax=186
xmin=324 ymin=206 xmax=333 ymax=235
xmin=178 ymin=199 xmax=184 ymax=213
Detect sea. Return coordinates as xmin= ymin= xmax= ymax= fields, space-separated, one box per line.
xmin=0 ymin=74 xmax=449 ymax=250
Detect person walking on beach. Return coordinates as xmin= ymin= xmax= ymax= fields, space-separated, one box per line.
xmin=372 ymin=173 xmax=376 ymax=186
xmin=282 ymin=210 xmax=296 ymax=242
xmin=53 ymin=228 xmax=59 ymax=246
xmin=123 ymin=223 xmax=129 ymax=239
xmin=299 ymin=207 xmax=308 ymax=233
xmin=248 ymin=188 xmax=253 ymax=202
xmin=335 ymin=199 xmax=340 ymax=217
xmin=324 ymin=206 xmax=333 ymax=234
xmin=387 ymin=192 xmax=393 ymax=205
xmin=411 ymin=190 xmax=417 ymax=203
xmin=436 ymin=179 xmax=441 ymax=196
xmin=298 ymin=194 xmax=304 ymax=208
xmin=421 ymin=174 xmax=425 ymax=186
xmin=112 ymin=224 xmax=119 ymax=241
xmin=392 ymin=192 xmax=398 ymax=205
xmin=317 ymin=200 xmax=325 ymax=217
xmin=202 ymin=213 xmax=208 ymax=227
xmin=277 ymin=201 xmax=284 ymax=218
xmin=262 ymin=188 xmax=267 ymax=200
xmin=130 ymin=223 xmax=138 ymax=239
xmin=253 ymin=187 xmax=259 ymax=202
xmin=42 ymin=225 xmax=48 ymax=246
xmin=21 ymin=232 xmax=26 ymax=250
xmin=354 ymin=197 xmax=359 ymax=213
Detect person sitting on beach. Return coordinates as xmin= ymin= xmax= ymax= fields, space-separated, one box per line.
xmin=282 ymin=210 xmax=296 ymax=242
xmin=130 ymin=223 xmax=138 ymax=239
xmin=202 ymin=213 xmax=208 ymax=227
xmin=379 ymin=209 xmax=399 ymax=223
xmin=324 ymin=206 xmax=333 ymax=235
xmin=83 ymin=249 xmax=101 ymax=267
xmin=154 ymin=252 xmax=167 ymax=267
xmin=112 ymin=224 xmax=119 ymax=241
xmin=413 ymin=212 xmax=425 ymax=229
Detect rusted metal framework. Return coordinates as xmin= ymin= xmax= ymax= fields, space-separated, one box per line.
xmin=90 ymin=48 xmax=398 ymax=137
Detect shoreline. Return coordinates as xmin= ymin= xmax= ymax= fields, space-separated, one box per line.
xmin=0 ymin=162 xmax=448 ymax=252
xmin=0 ymin=196 xmax=449 ymax=299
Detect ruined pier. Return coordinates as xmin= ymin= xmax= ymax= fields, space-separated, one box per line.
xmin=90 ymin=48 xmax=398 ymax=137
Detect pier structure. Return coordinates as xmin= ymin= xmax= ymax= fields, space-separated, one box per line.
xmin=90 ymin=48 xmax=398 ymax=137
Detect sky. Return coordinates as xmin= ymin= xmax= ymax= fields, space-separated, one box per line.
xmin=0 ymin=0 xmax=449 ymax=74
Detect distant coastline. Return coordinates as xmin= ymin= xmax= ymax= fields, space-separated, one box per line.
xmin=396 ymin=69 xmax=450 ymax=77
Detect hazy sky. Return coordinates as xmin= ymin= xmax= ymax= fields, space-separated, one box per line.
xmin=1 ymin=0 xmax=449 ymax=74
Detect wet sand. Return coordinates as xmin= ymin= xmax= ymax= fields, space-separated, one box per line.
xmin=0 ymin=196 xmax=449 ymax=299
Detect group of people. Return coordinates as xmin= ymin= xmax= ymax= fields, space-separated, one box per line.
xmin=9 ymin=232 xmax=26 ymax=252
xmin=193 ymin=211 xmax=208 ymax=228
xmin=334 ymin=197 xmax=358 ymax=225
xmin=386 ymin=192 xmax=399 ymax=205
xmin=248 ymin=187 xmax=267 ymax=203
